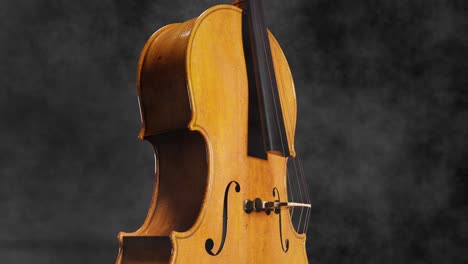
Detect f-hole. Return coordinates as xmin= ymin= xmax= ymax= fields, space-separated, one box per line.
xmin=205 ymin=181 xmax=241 ymax=256
xmin=273 ymin=187 xmax=289 ymax=253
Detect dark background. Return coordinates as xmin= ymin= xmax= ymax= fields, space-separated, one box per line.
xmin=1 ymin=0 xmax=467 ymax=263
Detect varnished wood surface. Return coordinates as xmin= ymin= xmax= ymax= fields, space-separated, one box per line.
xmin=116 ymin=4 xmax=307 ymax=264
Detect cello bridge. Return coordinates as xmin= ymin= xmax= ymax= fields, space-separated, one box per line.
xmin=244 ymin=198 xmax=311 ymax=214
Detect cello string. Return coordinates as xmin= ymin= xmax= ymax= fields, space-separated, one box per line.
xmin=298 ymin=154 xmax=312 ymax=233
xmin=255 ymin=0 xmax=296 ymax=194
xmin=255 ymin=0 xmax=287 ymax=162
xmin=261 ymin=11 xmax=309 ymax=236
xmin=253 ymin=0 xmax=293 ymax=212
xmin=296 ymin=154 xmax=310 ymax=234
xmin=254 ymin=0 xmax=310 ymax=234
xmin=251 ymin=0 xmax=289 ymax=199
xmin=292 ymin=155 xmax=305 ymax=231
xmin=255 ymin=0 xmax=288 ymax=153
xmin=298 ymin=155 xmax=310 ymax=233
xmin=293 ymin=154 xmax=305 ymax=232
xmin=297 ymin=156 xmax=309 ymax=233
xmin=286 ymin=168 xmax=295 ymax=218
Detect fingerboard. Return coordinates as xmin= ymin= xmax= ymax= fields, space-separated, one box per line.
xmin=244 ymin=0 xmax=290 ymax=157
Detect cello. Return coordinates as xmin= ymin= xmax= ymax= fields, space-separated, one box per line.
xmin=116 ymin=0 xmax=311 ymax=263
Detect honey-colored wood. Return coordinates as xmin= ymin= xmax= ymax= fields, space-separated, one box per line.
xmin=116 ymin=4 xmax=307 ymax=264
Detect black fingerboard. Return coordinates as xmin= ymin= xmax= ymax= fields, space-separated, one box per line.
xmin=244 ymin=0 xmax=290 ymax=158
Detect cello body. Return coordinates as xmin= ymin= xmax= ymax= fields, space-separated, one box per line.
xmin=116 ymin=4 xmax=307 ymax=263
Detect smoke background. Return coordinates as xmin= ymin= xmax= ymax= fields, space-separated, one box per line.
xmin=1 ymin=0 xmax=467 ymax=263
